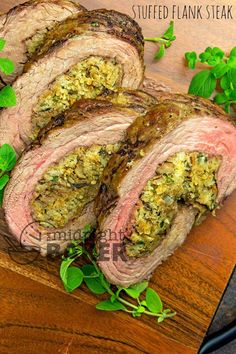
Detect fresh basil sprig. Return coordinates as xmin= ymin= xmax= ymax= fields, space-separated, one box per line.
xmin=0 ymin=144 xmax=17 ymax=206
xmin=185 ymin=46 xmax=236 ymax=113
xmin=0 ymin=38 xmax=16 ymax=107
xmin=60 ymin=226 xmax=176 ymax=324
xmin=144 ymin=21 xmax=176 ymax=61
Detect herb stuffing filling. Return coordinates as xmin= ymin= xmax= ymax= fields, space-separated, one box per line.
xmin=125 ymin=151 xmax=221 ymax=258
xmin=31 ymin=144 xmax=119 ymax=228
xmin=32 ymin=56 xmax=122 ymax=137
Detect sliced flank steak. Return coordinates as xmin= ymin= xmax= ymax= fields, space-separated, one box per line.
xmin=3 ymin=90 xmax=157 ymax=255
xmin=0 ymin=0 xmax=85 ymax=85
xmin=95 ymin=93 xmax=236 ymax=286
xmin=0 ymin=9 xmax=144 ymax=155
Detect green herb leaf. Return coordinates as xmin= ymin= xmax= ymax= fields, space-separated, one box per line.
xmin=0 ymin=144 xmax=17 ymax=171
xmin=199 ymin=51 xmax=211 ymax=64
xmin=137 ymin=306 xmax=146 ymax=313
xmin=185 ymin=51 xmax=197 ymax=70
xmin=227 ymin=68 xmax=236 ymax=88
xmin=127 ymin=281 xmax=149 ymax=298
xmin=0 ymin=85 xmax=16 ymax=107
xmin=188 ymin=70 xmax=216 ymax=98
xmin=230 ymin=89 xmax=236 ymax=101
xmin=0 ymin=189 xmax=3 ymax=206
xmin=64 ymin=266 xmax=84 ymax=293
xmin=211 ymin=62 xmax=228 ymax=79
xmin=146 ymin=288 xmax=163 ymax=313
xmin=220 ymin=75 xmax=230 ymax=90
xmin=230 ymin=46 xmax=236 ymax=58
xmin=144 ymin=21 xmax=176 ymax=61
xmin=214 ymin=93 xmax=228 ymax=104
xmin=123 ymin=287 xmax=140 ymax=299
xmin=60 ymin=257 xmax=76 ymax=286
xmin=225 ymin=102 xmax=231 ymax=113
xmin=82 ymin=264 xmax=107 ymax=294
xmin=154 ymin=44 xmax=165 ymax=61
xmin=0 ymin=58 xmax=14 ymax=75
xmin=157 ymin=316 xmax=165 ymax=323
xmin=228 ymin=56 xmax=236 ymax=69
xmin=163 ymin=21 xmax=175 ymax=41
xmin=96 ymin=300 xmax=126 ymax=311
xmin=0 ymin=174 xmax=9 ymax=190
xmin=0 ymin=39 xmax=6 ymax=52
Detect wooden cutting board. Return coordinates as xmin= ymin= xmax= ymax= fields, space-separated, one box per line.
xmin=0 ymin=1 xmax=236 ymax=353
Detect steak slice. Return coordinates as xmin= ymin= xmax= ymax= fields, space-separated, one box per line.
xmin=0 ymin=9 xmax=144 ymax=155
xmin=0 ymin=0 xmax=85 ymax=85
xmin=3 ymin=90 xmax=156 ymax=255
xmin=95 ymin=94 xmax=236 ymax=286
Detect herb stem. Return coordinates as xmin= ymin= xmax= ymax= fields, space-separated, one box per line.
xmin=144 ymin=37 xmax=169 ymax=44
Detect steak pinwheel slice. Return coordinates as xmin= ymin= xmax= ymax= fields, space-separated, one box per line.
xmin=0 ymin=9 xmax=144 ymax=155
xmin=96 ymin=93 xmax=236 ymax=287
xmin=0 ymin=0 xmax=85 ymax=85
xmin=3 ymin=91 xmax=156 ymax=255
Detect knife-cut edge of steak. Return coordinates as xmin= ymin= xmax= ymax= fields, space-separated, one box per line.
xmin=3 ymin=91 xmax=156 ymax=255
xmin=0 ymin=9 xmax=144 ymax=155
xmin=0 ymin=0 xmax=85 ymax=85
xmin=95 ymin=93 xmax=236 ymax=286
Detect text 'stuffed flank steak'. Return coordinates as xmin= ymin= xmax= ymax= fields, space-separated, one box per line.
xmin=0 ymin=9 xmax=144 ymax=155
xmin=0 ymin=0 xmax=85 ymax=85
xmin=3 ymin=91 xmax=157 ymax=255
xmin=95 ymin=93 xmax=236 ymax=287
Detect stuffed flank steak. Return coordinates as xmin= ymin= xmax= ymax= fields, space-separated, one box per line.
xmin=0 ymin=9 xmax=144 ymax=154
xmin=0 ymin=0 xmax=85 ymax=85
xmin=3 ymin=91 xmax=157 ymax=255
xmin=95 ymin=93 xmax=236 ymax=287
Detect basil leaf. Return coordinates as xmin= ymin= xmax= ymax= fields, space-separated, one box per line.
xmin=211 ymin=63 xmax=228 ymax=79
xmin=96 ymin=300 xmax=125 ymax=311
xmin=188 ymin=70 xmax=216 ymax=98
xmin=0 ymin=39 xmax=6 ymax=52
xmin=0 ymin=174 xmax=9 ymax=190
xmin=0 ymin=85 xmax=16 ymax=107
xmin=145 ymin=288 xmax=163 ymax=313
xmin=0 ymin=144 xmax=17 ymax=171
xmin=154 ymin=44 xmax=165 ymax=61
xmin=0 ymin=58 xmax=14 ymax=75
xmin=65 ymin=266 xmax=84 ymax=293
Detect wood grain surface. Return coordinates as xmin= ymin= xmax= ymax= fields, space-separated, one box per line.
xmin=0 ymin=1 xmax=236 ymax=353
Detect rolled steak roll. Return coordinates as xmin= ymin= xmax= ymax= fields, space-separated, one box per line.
xmin=0 ymin=9 xmax=144 ymax=155
xmin=96 ymin=93 xmax=236 ymax=287
xmin=0 ymin=0 xmax=85 ymax=85
xmin=3 ymin=91 xmax=156 ymax=255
